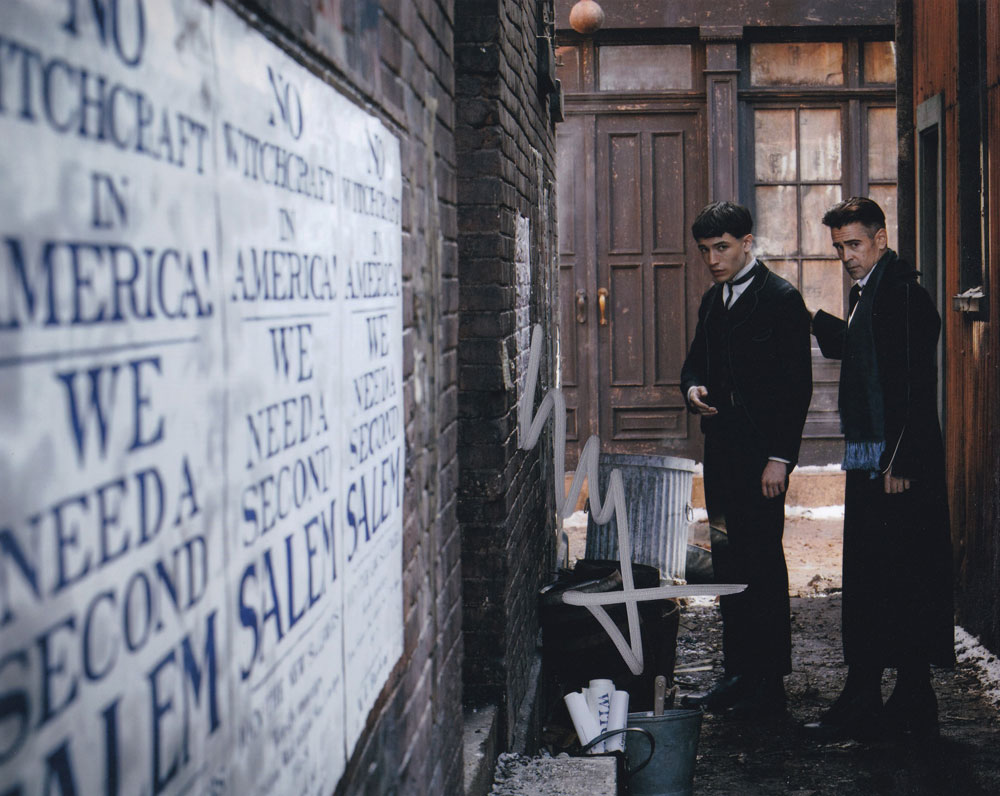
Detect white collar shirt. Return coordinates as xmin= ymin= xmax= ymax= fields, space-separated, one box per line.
xmin=724 ymin=258 xmax=758 ymax=309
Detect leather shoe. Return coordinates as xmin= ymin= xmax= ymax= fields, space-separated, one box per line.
xmin=726 ymin=675 xmax=786 ymax=719
xmin=803 ymin=691 xmax=883 ymax=742
xmin=681 ymin=674 xmax=749 ymax=712
xmin=883 ymin=681 xmax=938 ymax=740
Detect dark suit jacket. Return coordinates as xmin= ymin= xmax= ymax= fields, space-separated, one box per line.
xmin=812 ymin=252 xmax=944 ymax=481
xmin=680 ymin=262 xmax=813 ymax=467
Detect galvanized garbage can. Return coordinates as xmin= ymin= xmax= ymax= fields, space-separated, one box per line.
xmin=585 ymin=453 xmax=696 ymax=581
xmin=624 ymin=709 xmax=703 ymax=796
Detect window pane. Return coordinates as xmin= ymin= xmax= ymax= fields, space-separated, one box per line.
xmin=802 ymin=260 xmax=845 ymax=318
xmin=801 ymin=184 xmax=843 ymax=255
xmin=800 ymin=109 xmax=842 ymax=181
xmin=755 ymin=186 xmax=799 ymax=256
xmin=867 ymin=107 xmax=898 ymax=181
xmin=864 ymin=41 xmax=896 ymax=84
xmin=869 ymin=184 xmax=898 ymax=250
xmin=557 ymin=46 xmax=582 ymax=93
xmin=599 ymin=45 xmax=692 ymax=91
xmin=766 ymin=259 xmax=800 ymax=289
xmin=750 ymin=43 xmax=844 ymax=86
xmin=755 ymin=110 xmax=797 ymax=181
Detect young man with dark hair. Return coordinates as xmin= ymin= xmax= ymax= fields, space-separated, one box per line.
xmin=680 ymin=201 xmax=813 ymax=717
xmin=807 ymin=196 xmax=953 ymax=740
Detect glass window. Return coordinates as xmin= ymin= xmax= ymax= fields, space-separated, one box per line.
xmin=802 ymin=260 xmax=845 ymax=318
xmin=766 ymin=259 xmax=800 ymax=289
xmin=869 ymin=185 xmax=898 ymax=251
xmin=867 ymin=106 xmax=898 ymax=250
xmin=802 ymin=185 xmax=843 ymax=255
xmin=556 ymin=46 xmax=582 ymax=93
xmin=754 ymin=110 xmax=797 ymax=181
xmin=598 ymin=45 xmax=693 ymax=91
xmin=867 ymin=107 xmax=898 ymax=181
xmin=864 ymin=41 xmax=896 ymax=84
xmin=799 ymin=110 xmax=842 ymax=182
xmin=752 ymin=107 xmax=843 ymax=271
xmin=750 ymin=43 xmax=844 ymax=86
xmin=755 ymin=186 xmax=799 ymax=256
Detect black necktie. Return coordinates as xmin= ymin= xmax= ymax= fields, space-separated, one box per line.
xmin=848 ymin=284 xmax=862 ymax=320
xmin=725 ymin=267 xmax=756 ymax=309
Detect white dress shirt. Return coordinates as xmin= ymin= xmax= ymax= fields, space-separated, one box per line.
xmin=724 ymin=258 xmax=758 ymax=309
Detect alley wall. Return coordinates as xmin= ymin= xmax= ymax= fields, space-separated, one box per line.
xmin=0 ymin=0 xmax=561 ymax=794
xmin=911 ymin=0 xmax=1000 ymax=658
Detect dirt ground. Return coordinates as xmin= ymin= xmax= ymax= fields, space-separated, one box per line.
xmin=560 ymin=515 xmax=1000 ymax=795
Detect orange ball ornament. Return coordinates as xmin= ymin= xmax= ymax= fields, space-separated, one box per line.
xmin=569 ymin=0 xmax=605 ymax=34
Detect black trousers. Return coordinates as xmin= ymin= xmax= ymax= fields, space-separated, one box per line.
xmin=703 ymin=413 xmax=791 ymax=677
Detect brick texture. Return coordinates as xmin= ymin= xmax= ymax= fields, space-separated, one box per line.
xmin=231 ymin=0 xmax=558 ymax=791
xmin=455 ymin=0 xmax=559 ymax=752
xmin=229 ymin=1 xmax=467 ymax=794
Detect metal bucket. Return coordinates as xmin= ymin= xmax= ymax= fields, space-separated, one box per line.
xmin=585 ymin=453 xmax=696 ymax=581
xmin=624 ymin=709 xmax=703 ymax=796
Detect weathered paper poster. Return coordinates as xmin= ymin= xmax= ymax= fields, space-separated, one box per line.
xmin=0 ymin=2 xmax=403 ymax=793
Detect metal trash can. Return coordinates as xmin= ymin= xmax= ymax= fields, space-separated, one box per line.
xmin=585 ymin=453 xmax=696 ymax=581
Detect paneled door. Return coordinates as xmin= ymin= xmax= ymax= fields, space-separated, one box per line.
xmin=556 ymin=115 xmax=596 ymax=464
xmin=593 ymin=111 xmax=706 ymax=459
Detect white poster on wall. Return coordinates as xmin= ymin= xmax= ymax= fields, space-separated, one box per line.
xmin=0 ymin=1 xmax=403 ymax=793
xmin=0 ymin=1 xmax=227 ymax=793
xmin=337 ymin=100 xmax=405 ymax=751
xmin=214 ymin=5 xmax=349 ymax=792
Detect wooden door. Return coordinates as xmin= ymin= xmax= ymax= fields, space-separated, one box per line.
xmin=556 ymin=115 xmax=597 ymax=465
xmin=594 ymin=111 xmax=706 ymax=459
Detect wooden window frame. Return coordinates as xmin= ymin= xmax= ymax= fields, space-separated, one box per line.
xmin=738 ymin=34 xmax=896 ymax=308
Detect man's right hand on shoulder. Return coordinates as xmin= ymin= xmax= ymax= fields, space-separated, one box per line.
xmin=687 ymin=385 xmax=718 ymax=416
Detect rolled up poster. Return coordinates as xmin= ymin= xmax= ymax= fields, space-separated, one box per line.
xmin=564 ymin=690 xmax=601 ymax=749
xmin=586 ymin=679 xmax=615 ymax=753
xmin=605 ymin=690 xmax=630 ymax=752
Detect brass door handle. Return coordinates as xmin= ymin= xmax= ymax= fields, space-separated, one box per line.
xmin=575 ymin=290 xmax=588 ymax=323
xmin=597 ymin=288 xmax=609 ymax=326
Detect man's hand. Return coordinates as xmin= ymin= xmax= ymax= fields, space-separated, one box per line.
xmin=761 ymin=460 xmax=788 ymax=499
xmin=687 ymin=385 xmax=718 ymax=416
xmin=884 ymin=466 xmax=911 ymax=494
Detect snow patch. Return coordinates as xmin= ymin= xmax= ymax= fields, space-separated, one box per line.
xmin=955 ymin=626 xmax=1000 ymax=707
xmin=566 ymin=505 xmax=844 ymax=526
xmin=785 ymin=505 xmax=845 ymax=519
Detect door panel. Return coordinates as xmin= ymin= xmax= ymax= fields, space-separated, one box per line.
xmin=556 ymin=115 xmax=596 ymax=463
xmin=608 ymin=135 xmax=643 ymax=252
xmin=609 ymin=262 xmax=643 ymax=384
xmin=651 ymin=133 xmax=687 ymax=253
xmin=596 ymin=112 xmax=706 ymax=458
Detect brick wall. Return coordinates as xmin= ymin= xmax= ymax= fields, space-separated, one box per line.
xmin=455 ymin=0 xmax=560 ymax=750
xmin=233 ymin=0 xmax=464 ymax=792
xmin=233 ymin=0 xmax=560 ymax=790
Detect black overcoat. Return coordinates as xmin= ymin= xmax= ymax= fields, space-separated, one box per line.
xmin=681 ymin=262 xmax=813 ymax=465
xmin=813 ymin=251 xmax=954 ymax=667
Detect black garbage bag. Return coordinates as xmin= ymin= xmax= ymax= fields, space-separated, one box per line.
xmin=539 ymin=559 xmax=679 ymax=711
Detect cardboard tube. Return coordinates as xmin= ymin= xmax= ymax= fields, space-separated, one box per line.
xmin=586 ymin=679 xmax=615 ymax=752
xmin=605 ymin=691 xmax=630 ymax=752
xmin=564 ymin=690 xmax=601 ymax=749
